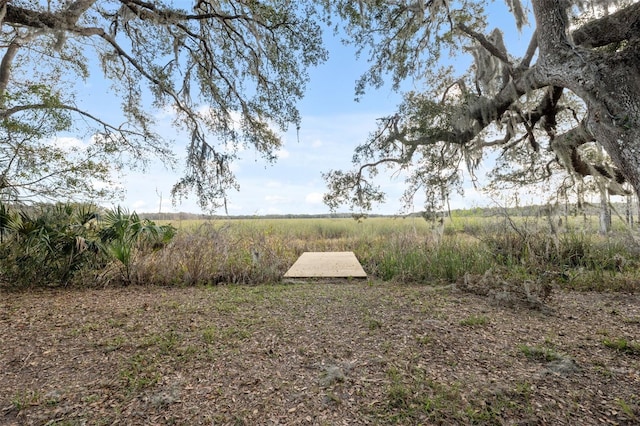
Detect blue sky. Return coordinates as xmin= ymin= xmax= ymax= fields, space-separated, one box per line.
xmin=72 ymin=3 xmax=536 ymax=216
xmin=119 ymin=39 xmax=412 ymax=216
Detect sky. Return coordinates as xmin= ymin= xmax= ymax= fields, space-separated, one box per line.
xmin=71 ymin=2 xmax=536 ymax=216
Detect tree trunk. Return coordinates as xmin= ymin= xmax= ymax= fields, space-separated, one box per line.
xmin=533 ymin=0 xmax=640 ymax=200
xmin=599 ymin=186 xmax=611 ymax=235
xmin=626 ymin=194 xmax=634 ymax=228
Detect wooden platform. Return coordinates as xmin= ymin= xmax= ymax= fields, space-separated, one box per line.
xmin=283 ymin=251 xmax=367 ymax=279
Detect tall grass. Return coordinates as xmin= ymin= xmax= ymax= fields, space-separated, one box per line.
xmin=138 ymin=217 xmax=449 ymax=285
xmin=2 ymin=207 xmax=639 ymax=290
xmin=137 ymin=215 xmax=640 ymax=291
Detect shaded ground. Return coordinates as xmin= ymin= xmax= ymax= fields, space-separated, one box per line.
xmin=1 ymin=282 xmax=639 ymax=425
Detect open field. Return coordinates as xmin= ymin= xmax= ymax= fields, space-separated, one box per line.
xmin=2 ymin=282 xmax=639 ymax=425
xmin=128 ymin=215 xmax=640 ymax=292
xmin=3 ymin=206 xmax=639 ymax=290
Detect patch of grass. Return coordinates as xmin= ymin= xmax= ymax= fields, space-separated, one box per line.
xmin=514 ymin=381 xmax=533 ymax=398
xmin=386 ymin=367 xmax=411 ymax=410
xmin=202 ymin=326 xmax=218 ymax=344
xmin=594 ymin=365 xmax=615 ymax=378
xmin=616 ymin=398 xmax=638 ymax=421
xmin=459 ymin=315 xmax=489 ymax=327
xmin=98 ymin=335 xmax=126 ymax=353
xmin=465 ymin=383 xmax=534 ymax=423
xmin=11 ymin=390 xmax=41 ymax=412
xmin=518 ymin=344 xmax=563 ymax=362
xmin=220 ymin=326 xmax=252 ymax=342
xmin=431 ymin=239 xmax=493 ymax=282
xmin=378 ymin=366 xmax=510 ymax=424
xmin=602 ymin=338 xmax=640 ymax=355
xmin=139 ymin=331 xmax=180 ymax=355
xmin=370 ymin=236 xmax=491 ymax=283
xmin=69 ymin=322 xmax=101 ymax=337
xmin=366 ymin=317 xmax=383 ymax=331
xmin=120 ymin=353 xmax=161 ymax=395
xmin=212 ymin=299 xmax=239 ymax=313
xmin=82 ymin=394 xmax=100 ymax=404
xmin=201 ymin=324 xmax=252 ymax=347
xmin=415 ymin=335 xmax=432 ymax=345
xmin=107 ymin=317 xmax=127 ymax=328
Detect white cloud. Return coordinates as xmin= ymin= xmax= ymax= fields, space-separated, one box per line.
xmin=277 ymin=148 xmax=290 ymax=159
xmin=305 ymin=192 xmax=324 ymax=204
xmin=51 ymin=136 xmax=86 ymax=150
xmin=132 ymin=200 xmax=149 ymax=210
xmin=265 ymin=195 xmax=289 ymax=204
xmin=265 ymin=180 xmax=283 ymax=188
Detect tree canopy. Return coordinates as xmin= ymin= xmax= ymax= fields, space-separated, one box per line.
xmin=323 ymin=0 xmax=640 ymax=215
xmin=0 ymin=0 xmax=326 ymax=209
xmin=2 ymin=1 xmax=640 ymax=214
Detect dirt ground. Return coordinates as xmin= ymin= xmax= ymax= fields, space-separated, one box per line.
xmin=1 ymin=282 xmax=639 ymax=425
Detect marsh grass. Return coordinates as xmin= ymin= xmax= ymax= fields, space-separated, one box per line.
xmin=130 ymin=215 xmax=640 ymax=292
xmin=0 ymin=210 xmax=617 ymax=289
xmin=2 ymin=202 xmax=638 ymax=291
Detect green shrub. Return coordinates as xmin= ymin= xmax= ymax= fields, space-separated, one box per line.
xmin=0 ymin=203 xmax=174 ymax=288
xmin=0 ymin=203 xmax=105 ymax=288
xmin=99 ymin=207 xmax=176 ymax=284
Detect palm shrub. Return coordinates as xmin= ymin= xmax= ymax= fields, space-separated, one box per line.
xmin=99 ymin=207 xmax=175 ymax=284
xmin=0 ymin=202 xmax=11 ymax=244
xmin=0 ymin=203 xmax=174 ymax=288
xmin=0 ymin=202 xmax=104 ymax=287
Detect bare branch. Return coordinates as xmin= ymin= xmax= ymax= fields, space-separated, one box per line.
xmin=518 ymin=29 xmax=538 ymax=70
xmin=0 ymin=30 xmax=42 ymax=99
xmin=0 ymin=38 xmax=19 ymax=99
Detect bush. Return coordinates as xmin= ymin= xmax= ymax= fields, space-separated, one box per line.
xmin=99 ymin=207 xmax=176 ymax=284
xmin=0 ymin=203 xmax=175 ymax=288
xmin=0 ymin=203 xmax=105 ymax=288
